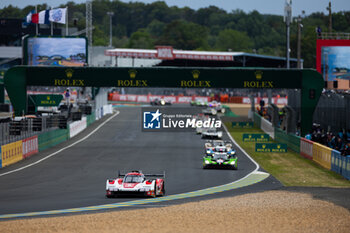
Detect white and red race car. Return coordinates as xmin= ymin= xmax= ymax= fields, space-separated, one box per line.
xmin=106 ymin=171 xmax=165 ymax=198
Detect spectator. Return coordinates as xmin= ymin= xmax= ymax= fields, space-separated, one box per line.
xmin=342 ymin=143 xmax=350 ymax=156
xmin=334 ymin=137 xmax=344 ymax=152
xmin=305 ymin=132 xmax=312 ymax=140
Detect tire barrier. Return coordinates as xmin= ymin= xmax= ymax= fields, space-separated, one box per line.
xmin=300 ymin=138 xmax=313 ymax=160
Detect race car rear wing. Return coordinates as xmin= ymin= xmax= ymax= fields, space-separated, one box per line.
xmin=144 ymin=171 xmax=165 ymax=179
xmin=117 ymin=170 xmax=165 ymax=178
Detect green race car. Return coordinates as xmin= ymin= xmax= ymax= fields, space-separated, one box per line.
xmin=190 ymin=100 xmax=208 ymax=107
xmin=203 ymin=152 xmax=237 ymax=170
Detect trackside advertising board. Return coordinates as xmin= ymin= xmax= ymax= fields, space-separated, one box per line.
xmin=243 ymin=133 xmax=269 ymax=142
xmin=22 ymin=136 xmax=39 ymax=159
xmin=1 ymin=140 xmax=23 ymax=167
xmin=255 ymin=143 xmax=287 ymax=153
xmin=231 ymin=122 xmax=254 ymax=128
xmin=69 ymin=117 xmax=87 ymax=138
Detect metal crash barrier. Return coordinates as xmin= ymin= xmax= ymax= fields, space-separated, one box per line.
xmin=300 ymin=138 xmax=313 ymax=160
xmin=252 ymin=112 xmax=349 ymax=180
xmin=312 ymin=143 xmax=332 ymax=170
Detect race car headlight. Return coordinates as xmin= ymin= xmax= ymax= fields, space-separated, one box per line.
xmin=161 ymin=100 xmax=165 ymax=105
xmin=230 ymin=151 xmax=236 ymax=155
xmin=230 ymin=161 xmax=235 ymax=165
xmin=205 ymin=160 xmax=210 ymax=164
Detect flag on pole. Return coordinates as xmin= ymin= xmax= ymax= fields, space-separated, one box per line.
xmin=24 ymin=10 xmax=35 ymax=24
xmin=49 ymin=8 xmax=67 ymax=24
xmin=31 ymin=13 xmax=39 ymax=24
xmin=38 ymin=10 xmax=50 ymax=24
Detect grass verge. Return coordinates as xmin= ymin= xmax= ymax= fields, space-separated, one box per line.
xmin=225 ymin=123 xmax=350 ymax=187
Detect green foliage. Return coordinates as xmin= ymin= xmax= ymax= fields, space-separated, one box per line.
xmin=215 ymin=29 xmax=253 ymax=52
xmin=157 ymin=20 xmax=209 ymax=50
xmin=127 ymin=28 xmax=154 ymax=49
xmin=1 ymin=1 xmax=350 ymax=68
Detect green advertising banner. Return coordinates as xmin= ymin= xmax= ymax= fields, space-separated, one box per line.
xmin=28 ymin=94 xmax=63 ymax=107
xmin=231 ymin=122 xmax=254 ymax=128
xmin=255 ymin=143 xmax=287 ymax=153
xmin=243 ymin=133 xmax=269 ymax=142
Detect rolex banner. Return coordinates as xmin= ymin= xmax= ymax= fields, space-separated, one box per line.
xmin=243 ymin=133 xmax=269 ymax=142
xmin=255 ymin=143 xmax=287 ymax=153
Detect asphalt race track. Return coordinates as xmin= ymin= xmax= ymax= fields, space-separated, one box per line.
xmin=0 ymin=106 xmax=257 ymax=215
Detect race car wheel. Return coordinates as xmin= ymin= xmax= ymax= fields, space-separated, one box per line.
xmin=232 ymin=165 xmax=237 ymax=170
xmin=106 ymin=191 xmax=114 ymax=198
xmin=152 ymin=183 xmax=157 ymax=198
xmin=161 ymin=182 xmax=165 ymax=196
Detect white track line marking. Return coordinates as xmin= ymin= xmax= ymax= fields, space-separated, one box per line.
xmin=221 ymin=119 xmax=262 ymax=174
xmin=0 ymin=111 xmax=120 ymax=177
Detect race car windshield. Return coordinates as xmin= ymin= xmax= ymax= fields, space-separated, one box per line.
xmin=213 ymin=142 xmax=224 ymax=146
xmin=124 ymin=175 xmax=143 ymax=183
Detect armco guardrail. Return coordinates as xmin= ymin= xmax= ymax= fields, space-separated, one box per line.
xmin=300 ymin=138 xmax=313 ymax=160
xmin=313 ymin=143 xmax=332 ymax=170
xmin=275 ymin=128 xmax=300 ymax=153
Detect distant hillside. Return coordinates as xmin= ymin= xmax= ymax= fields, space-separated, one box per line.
xmin=1 ymin=0 xmax=349 ymax=68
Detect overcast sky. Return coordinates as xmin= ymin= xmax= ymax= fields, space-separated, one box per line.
xmin=1 ymin=0 xmax=349 ymax=16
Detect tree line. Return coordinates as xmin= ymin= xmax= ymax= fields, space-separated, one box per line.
xmin=1 ymin=0 xmax=350 ymax=68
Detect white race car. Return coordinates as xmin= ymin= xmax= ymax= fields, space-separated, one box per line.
xmin=106 ymin=170 xmax=165 ymax=198
xmin=205 ymin=140 xmax=235 ymax=156
xmin=208 ymin=101 xmax=226 ymax=113
xmin=202 ymin=108 xmax=217 ymax=116
xmin=205 ymin=140 xmax=232 ymax=151
xmin=201 ymin=128 xmax=223 ymax=139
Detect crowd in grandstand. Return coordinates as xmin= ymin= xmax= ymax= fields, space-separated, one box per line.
xmin=305 ymin=124 xmax=350 ymax=156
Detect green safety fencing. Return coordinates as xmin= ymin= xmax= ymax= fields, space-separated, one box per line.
xmin=274 ymin=127 xmax=301 ymax=153
xmin=253 ymin=112 xmax=261 ymax=129
xmin=38 ymin=128 xmax=69 ymax=152
xmin=253 ymin=110 xmax=350 ymax=181
xmin=253 ymin=112 xmax=300 ymax=153
xmin=86 ymin=112 xmax=96 ymax=126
